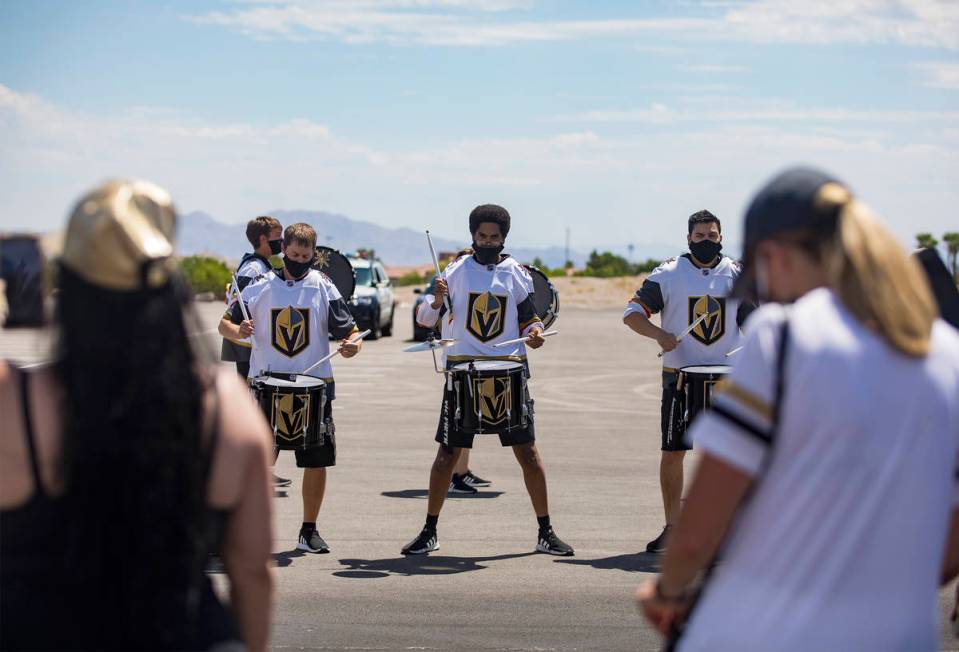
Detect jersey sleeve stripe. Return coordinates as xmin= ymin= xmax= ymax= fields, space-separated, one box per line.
xmin=714 ymin=381 xmax=773 ymax=421
xmin=710 ymin=404 xmax=772 ymax=445
xmin=628 ymin=297 xmax=652 ymax=318
xmin=519 ymin=316 xmax=542 ymax=331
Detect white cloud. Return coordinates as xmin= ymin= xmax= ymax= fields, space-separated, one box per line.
xmin=914 ymin=61 xmax=959 ymax=89
xmin=185 ymin=0 xmax=959 ymax=49
xmin=2 ymin=83 xmax=957 ymax=250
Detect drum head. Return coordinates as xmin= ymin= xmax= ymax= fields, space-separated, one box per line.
xmin=313 ymin=246 xmax=356 ymax=300
xmin=680 ymin=365 xmax=732 ymax=375
xmin=523 ymin=264 xmax=559 ymax=329
xmin=452 ymin=360 xmax=524 ymax=372
xmin=254 ymin=374 xmax=326 ymax=388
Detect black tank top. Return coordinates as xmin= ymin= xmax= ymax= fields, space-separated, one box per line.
xmin=0 ymin=367 xmax=238 ymax=650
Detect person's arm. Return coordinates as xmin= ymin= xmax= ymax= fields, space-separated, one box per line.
xmin=623 ymin=276 xmax=677 ymax=351
xmin=219 ymin=302 xmax=253 ymax=341
xmin=416 ymin=278 xmax=447 ymax=328
xmin=325 ymin=285 xmax=362 ymax=357
xmin=219 ymin=395 xmax=274 ymax=651
xmin=514 ymin=269 xmax=545 ymax=347
xmin=637 ymin=454 xmax=753 ymax=633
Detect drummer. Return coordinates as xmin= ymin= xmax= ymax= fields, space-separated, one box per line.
xmin=401 ymin=204 xmax=574 ymax=556
xmin=220 ymin=223 xmax=362 ymax=554
xmin=623 ymin=210 xmax=752 ymax=553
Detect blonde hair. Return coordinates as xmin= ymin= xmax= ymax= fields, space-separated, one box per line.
xmin=813 ymin=183 xmax=936 ymax=357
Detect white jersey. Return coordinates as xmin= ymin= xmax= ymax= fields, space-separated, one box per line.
xmin=232 ymin=269 xmax=356 ymax=379
xmin=681 ymin=288 xmax=959 ymax=651
xmin=624 ymin=254 xmax=743 ymax=369
xmin=416 ymin=255 xmax=544 ymax=362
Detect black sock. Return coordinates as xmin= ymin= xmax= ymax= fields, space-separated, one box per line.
xmin=537 ymin=515 xmax=551 ymax=531
xmin=425 ymin=514 xmax=439 ymax=532
xmin=301 ymin=521 xmax=316 ymax=534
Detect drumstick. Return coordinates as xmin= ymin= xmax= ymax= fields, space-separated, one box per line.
xmin=657 ymin=312 xmax=709 ymax=358
xmin=426 ymin=230 xmax=452 ymax=317
xmin=491 ymin=330 xmax=559 ymax=348
xmin=725 ymin=346 xmax=744 ymax=358
xmin=301 ymin=329 xmax=371 ymax=376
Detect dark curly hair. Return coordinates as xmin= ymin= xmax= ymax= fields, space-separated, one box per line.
xmin=469 ymin=204 xmax=511 ymax=238
xmin=688 ymin=209 xmax=721 ymax=235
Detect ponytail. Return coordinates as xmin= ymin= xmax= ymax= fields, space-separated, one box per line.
xmin=815 ymin=183 xmax=936 ymax=357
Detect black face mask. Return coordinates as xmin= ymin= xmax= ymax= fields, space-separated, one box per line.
xmin=283 ymin=256 xmax=312 ymax=279
xmin=472 ymin=242 xmax=504 ymax=265
xmin=689 ymin=239 xmax=722 ymax=265
xmin=268 ymin=239 xmax=282 ymax=255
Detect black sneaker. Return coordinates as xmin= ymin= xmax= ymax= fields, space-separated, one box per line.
xmin=296 ymin=529 xmax=329 ymax=553
xmin=401 ymin=527 xmax=439 ymax=555
xmin=449 ymin=473 xmax=478 ymax=494
xmin=462 ymin=470 xmax=491 ymax=487
xmin=536 ymin=527 xmax=574 ymax=556
xmin=273 ymin=474 xmax=292 ymax=488
xmin=645 ymin=526 xmax=671 ymax=553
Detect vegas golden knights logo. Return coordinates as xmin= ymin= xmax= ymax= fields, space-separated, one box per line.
xmin=467 ymin=292 xmax=508 ymax=342
xmin=271 ymin=306 xmax=311 ymax=357
xmin=273 ymin=393 xmax=310 ymax=442
xmin=687 ymin=295 xmax=726 ymax=345
xmin=474 ymin=377 xmax=512 ymax=425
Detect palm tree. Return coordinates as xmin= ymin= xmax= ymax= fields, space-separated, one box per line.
xmin=916 ymin=233 xmax=939 ymax=249
xmin=943 ymin=232 xmax=959 ymax=281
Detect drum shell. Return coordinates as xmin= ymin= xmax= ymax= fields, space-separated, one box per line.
xmin=451 ymin=362 xmax=529 ymax=435
xmin=252 ymin=375 xmax=330 ymax=450
xmin=680 ymin=367 xmax=729 ymax=426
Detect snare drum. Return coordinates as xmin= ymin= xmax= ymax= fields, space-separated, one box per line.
xmin=450 ymin=360 xmax=529 ymax=435
xmin=679 ymin=365 xmax=731 ymax=426
xmin=251 ymin=373 xmax=330 ymax=450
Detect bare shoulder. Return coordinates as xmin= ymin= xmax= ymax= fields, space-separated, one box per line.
xmin=213 ymin=368 xmax=272 ymax=458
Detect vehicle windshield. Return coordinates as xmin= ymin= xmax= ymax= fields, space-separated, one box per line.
xmin=354 ymin=267 xmax=374 ymax=287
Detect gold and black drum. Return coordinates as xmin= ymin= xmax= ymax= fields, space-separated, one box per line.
xmin=678 ymin=365 xmax=731 ymax=426
xmin=251 ymin=373 xmax=329 ymax=450
xmin=450 ymin=360 xmax=529 ymax=435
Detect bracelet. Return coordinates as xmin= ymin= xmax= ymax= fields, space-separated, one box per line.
xmin=654 ymin=578 xmax=689 ymax=603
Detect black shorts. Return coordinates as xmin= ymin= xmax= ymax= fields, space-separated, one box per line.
xmin=661 ymin=371 xmax=691 ymax=452
xmin=434 ymin=382 xmax=535 ymax=450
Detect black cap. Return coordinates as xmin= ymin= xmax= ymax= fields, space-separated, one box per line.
xmin=732 ymin=166 xmax=848 ymax=300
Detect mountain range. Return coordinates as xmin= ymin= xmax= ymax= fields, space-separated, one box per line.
xmin=177 ymin=209 xmax=677 ymax=268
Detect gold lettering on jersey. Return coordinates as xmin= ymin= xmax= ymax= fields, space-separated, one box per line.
xmin=467 ymin=292 xmax=508 ymax=342
xmin=474 ymin=377 xmax=511 ymax=425
xmin=271 ymin=306 xmax=311 ymax=357
xmin=273 ymin=393 xmax=310 ymax=442
xmin=687 ymin=295 xmax=726 ymax=346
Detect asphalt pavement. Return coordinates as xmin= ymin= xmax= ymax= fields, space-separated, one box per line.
xmin=2 ymin=300 xmax=957 ymax=651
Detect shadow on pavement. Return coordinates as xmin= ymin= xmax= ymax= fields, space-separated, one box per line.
xmin=381 ymin=489 xmax=504 ymax=500
xmin=333 ymin=552 xmax=536 ymax=579
xmin=272 ymin=549 xmax=310 ymax=568
xmin=555 ymin=552 xmax=661 ymax=573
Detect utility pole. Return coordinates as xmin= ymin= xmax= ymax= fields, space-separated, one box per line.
xmin=565 ymin=227 xmax=571 ymax=268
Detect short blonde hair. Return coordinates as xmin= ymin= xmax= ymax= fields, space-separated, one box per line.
xmin=283 ymin=223 xmax=317 ymax=250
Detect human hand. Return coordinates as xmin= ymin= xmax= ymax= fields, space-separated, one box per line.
xmin=526 ymin=327 xmax=545 ymax=349
xmin=339 ymin=337 xmax=361 ymax=358
xmin=431 ymin=279 xmax=448 ymax=309
xmin=656 ymin=331 xmax=679 ymax=352
xmin=239 ymin=320 xmax=254 ymax=338
xmin=635 ymin=578 xmax=690 ymax=637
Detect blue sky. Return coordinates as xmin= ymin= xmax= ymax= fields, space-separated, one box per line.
xmin=1 ymin=0 xmax=957 ymax=253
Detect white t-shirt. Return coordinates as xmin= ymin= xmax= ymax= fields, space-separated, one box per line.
xmin=416 ymin=255 xmax=544 ymax=363
xmin=624 ymin=254 xmax=743 ymax=369
xmin=681 ymin=288 xmax=959 ymax=651
xmin=232 ymin=270 xmax=356 ymax=379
